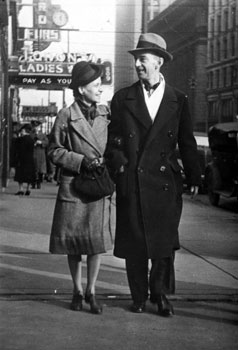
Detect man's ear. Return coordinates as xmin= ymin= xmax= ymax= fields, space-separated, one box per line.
xmin=158 ymin=57 xmax=164 ymax=67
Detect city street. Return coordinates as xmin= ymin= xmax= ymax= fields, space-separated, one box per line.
xmin=0 ymin=180 xmax=238 ymax=350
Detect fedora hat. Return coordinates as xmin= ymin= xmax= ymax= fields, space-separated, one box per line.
xmin=128 ymin=33 xmax=173 ymax=62
xmin=69 ymin=61 xmax=103 ymax=89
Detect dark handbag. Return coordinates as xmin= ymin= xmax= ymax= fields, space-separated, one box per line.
xmin=73 ymin=165 xmax=115 ymax=200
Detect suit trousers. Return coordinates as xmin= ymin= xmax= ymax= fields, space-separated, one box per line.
xmin=125 ymin=252 xmax=175 ymax=304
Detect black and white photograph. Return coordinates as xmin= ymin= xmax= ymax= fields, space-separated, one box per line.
xmin=0 ymin=0 xmax=237 ymax=349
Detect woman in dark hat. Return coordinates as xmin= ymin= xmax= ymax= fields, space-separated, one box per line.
xmin=14 ymin=123 xmax=35 ymax=196
xmin=48 ymin=61 xmax=113 ymax=314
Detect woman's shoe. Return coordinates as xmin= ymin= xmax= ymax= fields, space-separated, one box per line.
xmin=15 ymin=191 xmax=24 ymax=196
xmin=85 ymin=293 xmax=102 ymax=314
xmin=70 ymin=292 xmax=83 ymax=311
xmin=25 ymin=190 xmax=31 ymax=196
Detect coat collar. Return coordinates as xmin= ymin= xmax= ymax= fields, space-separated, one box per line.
xmin=124 ymin=81 xmax=178 ymax=130
xmin=69 ymin=101 xmax=109 ymax=155
xmin=125 ymin=81 xmax=152 ymax=129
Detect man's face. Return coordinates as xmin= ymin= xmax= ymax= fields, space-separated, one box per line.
xmin=134 ymin=53 xmax=161 ymax=81
xmin=79 ymin=77 xmax=102 ymax=104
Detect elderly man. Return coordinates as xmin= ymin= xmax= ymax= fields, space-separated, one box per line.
xmin=107 ymin=33 xmax=201 ymax=316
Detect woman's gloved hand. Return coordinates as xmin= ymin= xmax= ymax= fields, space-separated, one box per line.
xmin=81 ymin=157 xmax=101 ymax=171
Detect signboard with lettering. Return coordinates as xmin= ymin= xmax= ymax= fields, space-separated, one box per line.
xmin=22 ymin=105 xmax=58 ymax=116
xmin=9 ymin=51 xmax=112 ymax=88
xmin=18 ymin=27 xmax=61 ymax=42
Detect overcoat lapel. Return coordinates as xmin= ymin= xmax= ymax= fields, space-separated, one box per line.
xmin=69 ymin=102 xmax=107 ymax=155
xmin=143 ymin=84 xmax=178 ymax=150
xmin=124 ymin=82 xmax=152 ymax=130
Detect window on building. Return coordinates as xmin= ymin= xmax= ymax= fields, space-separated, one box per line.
xmin=231 ymin=65 xmax=237 ymax=85
xmin=217 ymin=13 xmax=221 ymax=33
xmin=231 ymin=33 xmax=235 ymax=56
xmin=211 ymin=71 xmax=214 ymax=89
xmin=223 ymin=37 xmax=228 ymax=59
xmin=216 ymin=69 xmax=220 ymax=88
xmin=210 ymin=17 xmax=215 ymax=35
xmin=232 ymin=5 xmax=236 ymax=28
xmin=221 ymin=99 xmax=233 ymax=122
xmin=224 ymin=9 xmax=229 ymax=31
xmin=223 ymin=67 xmax=227 ymax=87
xmin=208 ymin=101 xmax=218 ymax=125
xmin=217 ymin=40 xmax=220 ymax=61
xmin=210 ymin=42 xmax=214 ymax=62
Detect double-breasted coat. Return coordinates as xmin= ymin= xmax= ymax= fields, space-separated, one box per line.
xmin=48 ymin=101 xmax=113 ymax=255
xmin=107 ymin=81 xmax=201 ymax=259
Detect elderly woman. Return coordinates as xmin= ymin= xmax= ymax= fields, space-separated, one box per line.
xmin=48 ymin=61 xmax=113 ymax=314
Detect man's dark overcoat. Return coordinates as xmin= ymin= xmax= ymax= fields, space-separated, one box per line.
xmin=107 ymin=81 xmax=201 ymax=259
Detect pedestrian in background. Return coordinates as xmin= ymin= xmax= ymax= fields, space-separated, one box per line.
xmin=14 ymin=124 xmax=35 ymax=196
xmin=45 ymin=133 xmax=55 ymax=183
xmin=32 ymin=123 xmax=48 ymax=189
xmin=107 ymin=33 xmax=202 ymax=316
xmin=48 ymin=61 xmax=113 ymax=314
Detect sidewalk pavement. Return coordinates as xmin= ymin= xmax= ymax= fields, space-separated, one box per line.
xmin=0 ymin=180 xmax=238 ymax=350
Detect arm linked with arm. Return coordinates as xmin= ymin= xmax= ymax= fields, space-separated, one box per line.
xmin=105 ymin=95 xmax=128 ymax=174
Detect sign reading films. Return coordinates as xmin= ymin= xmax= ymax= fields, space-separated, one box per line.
xmin=9 ymin=51 xmax=112 ymax=88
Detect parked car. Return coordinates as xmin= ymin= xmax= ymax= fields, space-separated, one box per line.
xmin=204 ymin=122 xmax=238 ymax=206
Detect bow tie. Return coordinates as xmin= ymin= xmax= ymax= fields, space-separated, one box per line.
xmin=144 ymin=81 xmax=160 ymax=92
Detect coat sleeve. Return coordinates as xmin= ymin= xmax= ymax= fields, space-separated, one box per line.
xmin=48 ymin=109 xmax=84 ymax=174
xmin=178 ymin=95 xmax=202 ymax=186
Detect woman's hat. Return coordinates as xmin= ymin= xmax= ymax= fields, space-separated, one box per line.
xmin=69 ymin=61 xmax=103 ymax=89
xmin=19 ymin=123 xmax=32 ymax=133
xmin=128 ymin=33 xmax=173 ymax=62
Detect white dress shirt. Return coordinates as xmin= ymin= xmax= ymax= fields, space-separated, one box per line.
xmin=142 ymin=73 xmax=165 ymax=122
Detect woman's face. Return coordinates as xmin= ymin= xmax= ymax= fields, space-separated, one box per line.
xmin=79 ymin=77 xmax=103 ymax=104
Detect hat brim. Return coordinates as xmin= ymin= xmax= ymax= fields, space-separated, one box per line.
xmin=69 ymin=64 xmax=103 ymax=89
xmin=128 ymin=48 xmax=173 ymax=62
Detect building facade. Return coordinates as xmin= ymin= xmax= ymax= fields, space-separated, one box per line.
xmin=114 ymin=0 xmax=144 ymax=92
xmin=148 ymin=0 xmax=208 ymax=132
xmin=0 ymin=0 xmax=19 ymax=188
xmin=207 ymin=0 xmax=238 ymax=125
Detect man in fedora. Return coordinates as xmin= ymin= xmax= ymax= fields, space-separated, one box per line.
xmin=107 ymin=33 xmax=201 ymax=316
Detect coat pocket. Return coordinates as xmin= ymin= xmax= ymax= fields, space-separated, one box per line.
xmin=57 ymin=175 xmax=78 ymax=202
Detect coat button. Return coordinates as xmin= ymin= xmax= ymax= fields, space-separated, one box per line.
xmin=129 ymin=131 xmax=135 ymax=138
xmin=137 ymin=167 xmax=144 ymax=173
xmin=163 ymin=183 xmax=169 ymax=191
xmin=160 ymin=166 xmax=166 ymax=172
xmin=168 ymin=130 xmax=173 ymax=138
xmin=160 ymin=152 xmax=166 ymax=158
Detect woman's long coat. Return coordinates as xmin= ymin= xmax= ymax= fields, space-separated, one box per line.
xmin=14 ymin=134 xmax=35 ymax=184
xmin=48 ymin=101 xmax=114 ymax=255
xmin=33 ymin=132 xmax=48 ymax=174
xmin=107 ymin=82 xmax=201 ymax=259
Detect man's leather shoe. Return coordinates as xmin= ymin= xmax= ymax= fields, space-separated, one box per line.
xmin=85 ymin=293 xmax=102 ymax=314
xmin=157 ymin=294 xmax=174 ymax=317
xmin=130 ymin=302 xmax=146 ymax=313
xmin=70 ymin=292 xmax=83 ymax=311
